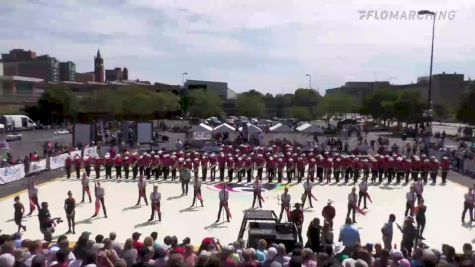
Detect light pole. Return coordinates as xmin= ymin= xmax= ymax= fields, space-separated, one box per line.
xmin=305 ymin=74 xmax=312 ymax=89
xmin=182 ymin=72 xmax=188 ymax=87
xmin=418 ymin=10 xmax=436 ymax=126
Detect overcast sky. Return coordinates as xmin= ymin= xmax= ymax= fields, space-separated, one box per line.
xmin=1 ymin=0 xmax=474 ymax=94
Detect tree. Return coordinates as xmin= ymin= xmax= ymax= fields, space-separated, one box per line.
xmin=393 ymin=91 xmax=425 ymax=124
xmin=288 ymin=106 xmax=313 ymax=121
xmin=360 ymin=89 xmax=398 ymax=124
xmin=292 ymin=88 xmax=322 ymax=107
xmin=457 ymin=88 xmax=475 ymax=126
xmin=318 ymin=92 xmax=359 ymax=119
xmin=433 ymin=103 xmax=450 ymax=122
xmin=189 ymin=90 xmax=224 ymax=118
xmin=235 ymin=93 xmax=265 ymax=118
xmin=36 ymin=86 xmax=78 ymax=124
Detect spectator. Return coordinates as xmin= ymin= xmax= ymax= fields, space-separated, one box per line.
xmin=92 ymin=235 xmax=105 ymax=254
xmin=183 ymin=244 xmax=197 ymax=267
xmin=31 ymin=255 xmax=47 ymax=267
xmin=255 ymin=239 xmax=267 ymax=263
xmin=132 ymin=233 xmax=144 ymax=250
xmin=381 ymin=214 xmax=396 ymax=250
xmin=150 ymin=232 xmax=161 ymax=251
xmin=262 ymin=247 xmax=277 ymax=267
xmin=338 ymin=217 xmax=361 ymax=252
xmin=306 ymin=218 xmax=322 ymax=253
xmin=321 ymin=222 xmax=334 ymax=247
xmin=0 ymin=253 xmax=15 ymax=267
xmin=122 ymin=239 xmax=137 ymax=267
xmin=398 ymin=216 xmax=418 ymax=255
xmin=302 ymin=248 xmax=317 ymax=267
xmin=242 ymin=248 xmax=259 ymax=267
xmin=24 ymin=240 xmax=43 ymax=267
xmin=110 ymin=232 xmax=123 ymax=256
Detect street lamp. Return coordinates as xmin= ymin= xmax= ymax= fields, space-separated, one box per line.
xmin=182 ymin=72 xmax=188 ymax=87
xmin=305 ymin=74 xmax=312 ymax=89
xmin=418 ymin=10 xmax=436 ymax=126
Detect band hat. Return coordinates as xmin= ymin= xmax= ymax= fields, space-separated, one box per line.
xmin=333 ymin=242 xmax=345 ymax=254
xmin=327 ymin=199 xmax=334 ymax=204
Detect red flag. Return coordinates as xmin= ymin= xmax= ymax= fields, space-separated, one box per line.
xmin=29 ymin=197 xmax=36 ymax=211
xmin=197 ymin=194 xmax=203 ymax=202
xmin=353 ymin=204 xmax=366 ymax=215
xmin=310 ymin=193 xmax=318 ymax=201
xmin=95 ymin=199 xmax=101 ymax=214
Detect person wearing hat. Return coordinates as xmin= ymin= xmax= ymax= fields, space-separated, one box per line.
xmin=149 ymin=185 xmax=161 ymax=222
xmin=316 ymin=156 xmax=324 ymax=183
xmin=256 ymin=154 xmax=265 ymax=180
xmin=277 ymin=157 xmax=286 ymax=183
xmin=130 ymin=152 xmax=138 ymax=179
xmin=216 ymin=183 xmax=231 ymax=222
xmin=92 ymin=181 xmax=107 ymax=218
xmin=227 ymin=156 xmax=235 ymax=182
xmin=286 ymin=158 xmax=295 ymax=183
xmin=395 ymin=157 xmax=404 ymax=183
xmin=440 ymin=156 xmax=450 ymax=183
xmin=279 ymin=186 xmax=291 ymax=222
xmin=322 ymin=199 xmax=336 ymax=229
xmin=429 ymin=158 xmax=439 ymax=184
xmin=105 ymin=154 xmax=114 ymax=180
xmin=201 ymin=155 xmax=209 ymax=182
xmin=290 ymin=203 xmax=304 ymax=243
xmin=84 ymin=155 xmax=92 ymax=177
xmin=80 ymin=173 xmax=92 ymax=203
xmin=387 ymin=157 xmax=395 ymax=183
xmin=421 ymin=159 xmax=430 ymax=183
xmin=352 ymin=157 xmax=361 ymax=183
xmin=123 ymin=155 xmax=130 ymax=179
xmin=93 ymin=155 xmax=102 ymax=179
xmin=136 ymin=175 xmax=148 ymax=206
xmin=65 ymin=155 xmax=72 ymax=179
xmin=296 ymin=157 xmax=306 ymax=183
xmin=191 ymin=174 xmax=204 ymax=208
xmin=74 ymin=155 xmax=82 ymax=179
xmin=397 ymin=216 xmax=418 ymax=255
xmin=115 ymin=155 xmax=123 ymax=179
xmin=325 ymin=158 xmax=333 ymax=183
xmin=252 ymin=177 xmax=264 ymax=208
xmin=209 ymin=153 xmax=217 ymax=181
xmin=307 ymin=157 xmax=316 ymax=182
xmin=64 ymin=190 xmax=76 ymax=234
xmin=13 ymin=195 xmax=27 ymax=232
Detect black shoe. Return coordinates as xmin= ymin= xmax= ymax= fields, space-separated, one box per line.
xmin=22 ymin=226 xmax=27 ymax=231
xmin=148 ymin=218 xmax=153 ymax=222
xmin=215 ymin=220 xmax=219 ymax=223
xmin=91 ymin=214 xmax=97 ymax=218
xmin=80 ymin=201 xmax=84 ymax=203
xmin=73 ymin=231 xmax=75 ymax=234
xmin=105 ymin=215 xmax=108 ymax=218
xmin=66 ymin=230 xmax=72 ymax=234
xmin=227 ymin=219 xmax=230 ymax=222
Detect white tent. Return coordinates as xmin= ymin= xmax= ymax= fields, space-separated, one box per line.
xmin=190 ymin=123 xmax=213 ymax=140
xmin=213 ymin=123 xmax=236 ymax=134
xmin=246 ymin=123 xmax=263 ymax=134
xmin=296 ymin=123 xmax=323 ymax=134
xmin=269 ymin=123 xmax=293 ymax=133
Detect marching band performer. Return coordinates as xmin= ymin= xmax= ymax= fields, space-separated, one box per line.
xmin=13 ymin=196 xmax=27 ymax=232
xmin=245 ymin=156 xmax=253 ymax=183
xmin=209 ymin=153 xmax=217 ymax=181
xmin=65 ymin=155 xmax=72 ymax=179
xmin=334 ymin=157 xmax=342 ymax=183
xmin=191 ymin=175 xmax=204 ymax=207
xmin=325 ymin=158 xmax=333 ymax=183
xmin=201 ymin=154 xmax=209 ymax=181
xmin=27 ymin=180 xmax=40 ymax=216
xmin=218 ymin=153 xmax=226 ymax=181
xmin=286 ymin=158 xmax=295 ymax=183
xmin=430 ymin=158 xmax=439 ymax=184
xmin=277 ymin=157 xmax=285 ymax=183
xmin=415 ymin=178 xmax=424 ymax=202
xmin=84 ymin=155 xmax=92 ymax=177
xmin=136 ymin=175 xmax=148 ymax=206
xmin=279 ymin=186 xmax=291 ymax=222
xmin=92 ymin=181 xmax=107 ymax=218
xmin=302 ymin=177 xmax=316 ymax=208
xmin=131 ymin=152 xmax=139 ymax=179
xmin=80 ymin=173 xmax=92 ymax=203
xmin=193 ymin=156 xmax=200 ymax=181
xmin=148 ymin=185 xmax=161 ymax=222
xmin=297 ymin=156 xmax=306 ymax=183
xmin=441 ymin=156 xmax=450 ymax=183
xmin=252 ymin=177 xmax=263 ymax=208
xmin=216 ymin=183 xmax=231 ymax=223
xmin=308 ymin=157 xmax=316 ymax=182
xmin=115 ymin=154 xmax=123 ymax=179
xmin=104 ymin=153 xmax=113 ymax=180
xmin=74 ymin=155 xmax=81 ymax=179
xmin=123 ymin=154 xmax=130 ymax=179
xmin=93 ymin=155 xmax=102 ymax=179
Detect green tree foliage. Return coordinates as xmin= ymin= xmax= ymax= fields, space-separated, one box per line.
xmin=36 ymin=86 xmax=78 ymax=124
xmin=189 ymin=90 xmax=224 ymax=118
xmin=360 ymin=89 xmax=398 ymax=123
xmin=235 ymin=93 xmax=265 ymax=118
xmin=288 ymin=106 xmax=313 ymax=121
xmin=318 ymin=92 xmax=359 ymax=119
xmin=432 ymin=103 xmax=450 ymax=122
xmin=457 ymin=88 xmax=475 ymax=125
xmin=393 ymin=91 xmax=425 ymax=123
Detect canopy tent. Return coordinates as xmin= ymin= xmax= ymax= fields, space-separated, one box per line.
xmin=269 ymin=123 xmax=293 ymax=133
xmin=296 ymin=123 xmax=324 ymax=134
xmin=190 ymin=123 xmax=213 ymax=133
xmin=190 ymin=123 xmax=213 ymax=140
xmin=238 ymin=123 xmax=263 ymax=134
xmin=213 ymin=123 xmax=236 ymax=134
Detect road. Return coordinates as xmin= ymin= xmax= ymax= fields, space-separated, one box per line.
xmin=7 ymin=129 xmax=72 ymax=159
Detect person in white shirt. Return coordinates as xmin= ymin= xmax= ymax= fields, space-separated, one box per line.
xmin=405 ymin=185 xmax=417 ymax=217
xmin=80 ymin=173 xmax=92 ymax=203
xmin=216 ymin=183 xmax=231 ymax=222
xmin=279 ymin=187 xmax=291 ymax=222
xmin=92 ymin=181 xmax=107 ymax=218
xmin=136 ymin=175 xmax=148 ymax=206
xmin=149 ymin=185 xmax=161 ymax=222
xmin=302 ymin=177 xmax=314 ymax=208
xmin=462 ymin=187 xmax=474 ymax=223
xmin=357 ymin=177 xmax=369 ymax=209
xmin=191 ymin=176 xmax=204 ymax=207
xmin=252 ymin=178 xmax=263 ymax=208
xmin=346 ymin=187 xmax=357 ymax=223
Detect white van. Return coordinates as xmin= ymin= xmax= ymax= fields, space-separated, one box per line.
xmin=0 ymin=115 xmax=36 ymax=131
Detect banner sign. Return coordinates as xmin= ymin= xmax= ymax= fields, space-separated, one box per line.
xmin=50 ymin=153 xmax=69 ymax=170
xmin=84 ymin=146 xmax=98 ymax=158
xmin=29 ymin=159 xmax=47 ymax=174
xmin=0 ymin=164 xmax=25 ymax=184
xmin=193 ymin=132 xmax=212 ymax=140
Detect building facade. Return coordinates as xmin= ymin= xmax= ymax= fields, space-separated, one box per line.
xmin=185 ymin=79 xmax=237 ymax=99
xmin=105 ymin=67 xmax=124 ymax=81
xmin=75 ymin=72 xmax=95 ymax=83
xmin=1 ymin=49 xmax=60 ymax=82
xmin=94 ymin=50 xmax=104 ymax=83
xmin=59 ymin=61 xmax=76 ymax=81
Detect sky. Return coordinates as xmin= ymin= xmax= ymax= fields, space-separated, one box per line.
xmin=1 ymin=0 xmax=474 ymax=95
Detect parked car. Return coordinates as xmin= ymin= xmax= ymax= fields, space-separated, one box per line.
xmin=6 ymin=133 xmax=22 ymax=141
